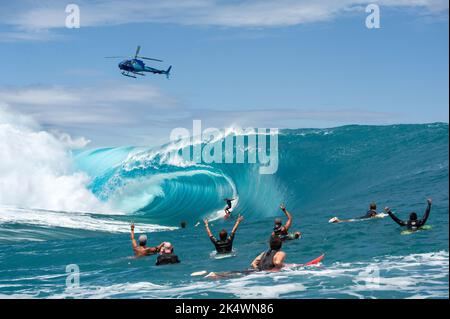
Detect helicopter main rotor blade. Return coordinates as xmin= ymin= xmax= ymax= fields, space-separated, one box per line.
xmin=134 ymin=45 xmax=141 ymax=59
xmin=104 ymin=56 xmax=129 ymax=58
xmin=139 ymin=56 xmax=163 ymax=62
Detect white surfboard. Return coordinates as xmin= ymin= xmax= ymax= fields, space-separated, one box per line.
xmin=329 ymin=213 xmax=388 ymax=223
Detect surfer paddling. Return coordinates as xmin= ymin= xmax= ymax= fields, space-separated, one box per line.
xmin=329 ymin=202 xmax=380 ymax=223
xmin=385 ymin=198 xmax=432 ymax=232
xmin=204 ymin=215 xmax=244 ymax=254
xmin=272 ymin=204 xmax=301 ymax=241
xmin=251 ymin=236 xmax=286 ymax=271
xmin=196 ymin=236 xmax=324 ymax=279
xmin=202 ymin=236 xmax=285 ymax=279
xmin=130 ymin=223 xmax=164 ymax=257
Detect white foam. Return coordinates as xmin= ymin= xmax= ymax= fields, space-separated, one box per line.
xmin=13 ymin=251 xmax=447 ymax=299
xmin=123 ymin=125 xmax=278 ymax=172
xmin=276 ymin=251 xmax=450 ymax=298
xmin=0 ymin=105 xmax=108 ymax=214
xmin=0 ymin=206 xmax=175 ymax=233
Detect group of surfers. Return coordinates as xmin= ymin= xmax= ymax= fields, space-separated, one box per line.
xmin=130 ymin=198 xmax=433 ymax=274
xmin=331 ymin=199 xmax=432 ymax=230
xmin=130 ymin=202 xmax=300 ymax=270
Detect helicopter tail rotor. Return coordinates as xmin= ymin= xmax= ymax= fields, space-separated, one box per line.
xmin=165 ymin=66 xmax=172 ymax=79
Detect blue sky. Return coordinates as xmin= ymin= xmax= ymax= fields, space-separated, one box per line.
xmin=0 ymin=0 xmax=448 ymax=147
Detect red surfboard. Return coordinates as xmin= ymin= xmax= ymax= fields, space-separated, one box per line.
xmin=303 ymin=253 xmax=325 ymax=266
xmin=286 ymin=253 xmax=325 ymax=268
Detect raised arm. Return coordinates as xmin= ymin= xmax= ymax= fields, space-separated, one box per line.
xmin=130 ymin=223 xmax=138 ymax=250
xmin=280 ymin=204 xmax=293 ymax=231
xmin=203 ymin=219 xmax=213 ymax=238
xmin=418 ymin=198 xmax=432 ymax=227
xmin=384 ymin=207 xmax=406 ymax=226
xmin=146 ymin=242 xmax=164 ymax=255
xmin=231 ymin=215 xmax=244 ymax=236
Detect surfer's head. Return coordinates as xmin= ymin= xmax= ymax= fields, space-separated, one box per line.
xmin=219 ymin=229 xmax=228 ymax=241
xmin=269 ymin=236 xmax=282 ymax=251
xmin=370 ymin=202 xmax=377 ymax=210
xmin=138 ymin=234 xmax=147 ymax=246
xmin=294 ymin=232 xmax=301 ymax=239
xmin=409 ymin=212 xmax=418 ymax=221
xmin=180 ymin=221 xmax=187 ymax=229
xmin=274 ymin=218 xmax=282 ymax=227
xmin=273 ymin=218 xmax=283 ymax=235
xmin=160 ymin=242 xmax=173 ymax=254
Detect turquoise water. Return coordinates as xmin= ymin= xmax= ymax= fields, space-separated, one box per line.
xmin=0 ymin=124 xmax=448 ymax=298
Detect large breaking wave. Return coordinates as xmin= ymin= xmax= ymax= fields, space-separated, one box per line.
xmin=74 ymin=122 xmax=448 ymax=227
xmin=1 ymin=105 xmax=448 ymax=229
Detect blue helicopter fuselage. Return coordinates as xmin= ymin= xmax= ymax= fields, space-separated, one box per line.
xmin=108 ymin=46 xmax=171 ymax=78
xmin=116 ymin=56 xmax=171 ymax=78
xmin=118 ymin=59 xmax=146 ymax=72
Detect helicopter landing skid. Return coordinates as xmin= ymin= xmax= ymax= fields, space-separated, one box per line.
xmin=121 ymin=71 xmax=137 ymax=78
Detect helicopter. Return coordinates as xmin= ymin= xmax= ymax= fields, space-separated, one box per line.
xmin=105 ymin=46 xmax=172 ymax=79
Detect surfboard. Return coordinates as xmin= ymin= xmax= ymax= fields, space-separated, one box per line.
xmin=285 ymin=253 xmax=325 ymax=268
xmin=191 ymin=254 xmax=325 ymax=278
xmin=328 ymin=213 xmax=388 ymax=223
xmin=401 ymin=225 xmax=432 ymax=235
xmin=304 ymin=253 xmax=325 ymax=266
xmin=191 ymin=270 xmax=208 ymax=277
xmin=209 ymin=250 xmax=237 ymax=259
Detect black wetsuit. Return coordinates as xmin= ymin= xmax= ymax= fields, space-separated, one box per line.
xmin=358 ymin=209 xmax=378 ymax=219
xmin=225 ymin=199 xmax=233 ymax=210
xmin=273 ymin=226 xmax=298 ymax=241
xmin=257 ymin=249 xmax=279 ymax=271
xmin=387 ymin=203 xmax=431 ymax=231
xmin=156 ymin=253 xmax=181 ymax=266
xmin=210 ymin=233 xmax=235 ymax=253
xmin=273 ymin=225 xmax=287 ymax=239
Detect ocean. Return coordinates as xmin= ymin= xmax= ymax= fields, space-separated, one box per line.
xmin=0 ymin=122 xmax=448 ymax=298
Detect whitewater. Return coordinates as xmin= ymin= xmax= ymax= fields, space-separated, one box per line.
xmin=0 ymin=107 xmax=448 ymax=298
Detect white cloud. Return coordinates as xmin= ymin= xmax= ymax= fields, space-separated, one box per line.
xmin=0 ymin=30 xmax=58 ymax=42
xmin=50 ymin=130 xmax=91 ymax=149
xmin=0 ymin=84 xmax=177 ymax=125
xmin=0 ymin=83 xmax=404 ymax=147
xmin=0 ymin=86 xmax=81 ymax=106
xmin=0 ymin=83 xmax=183 ymax=146
xmin=182 ymin=107 xmax=400 ymax=129
xmin=1 ymin=0 xmax=447 ymax=35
